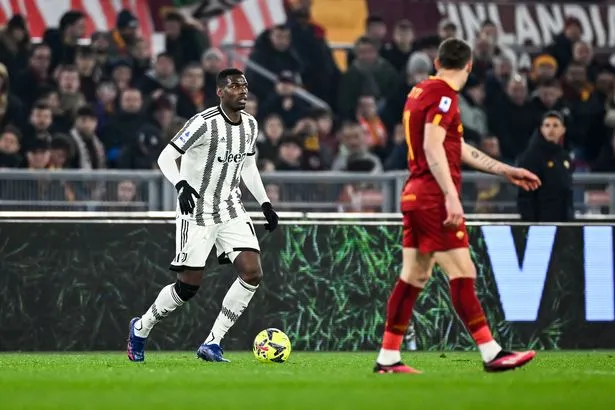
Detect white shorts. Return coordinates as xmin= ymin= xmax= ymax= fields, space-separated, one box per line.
xmin=169 ymin=215 xmax=260 ymax=271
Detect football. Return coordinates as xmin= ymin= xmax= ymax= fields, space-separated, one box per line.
xmin=253 ymin=328 xmax=292 ymax=363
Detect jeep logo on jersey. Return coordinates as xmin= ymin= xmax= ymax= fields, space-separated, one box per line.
xmin=217 ymin=150 xmax=247 ymax=163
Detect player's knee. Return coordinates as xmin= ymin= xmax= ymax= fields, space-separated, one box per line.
xmin=174 ymin=280 xmax=200 ymax=302
xmin=239 ymin=265 xmax=262 ymax=286
xmin=402 ymin=270 xmax=431 ymax=287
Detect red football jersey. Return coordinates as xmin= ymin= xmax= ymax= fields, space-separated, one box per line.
xmin=401 ymin=77 xmax=464 ymax=211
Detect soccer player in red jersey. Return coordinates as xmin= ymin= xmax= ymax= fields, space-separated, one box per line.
xmin=374 ymin=38 xmax=542 ymax=374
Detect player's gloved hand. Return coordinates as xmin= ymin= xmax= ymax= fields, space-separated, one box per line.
xmin=261 ymin=202 xmax=279 ymax=231
xmin=175 ymin=180 xmax=200 ymax=215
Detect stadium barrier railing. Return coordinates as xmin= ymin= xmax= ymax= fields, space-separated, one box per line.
xmin=1 ymin=169 xmax=615 ymax=216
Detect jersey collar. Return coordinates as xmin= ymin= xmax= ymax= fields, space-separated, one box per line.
xmin=218 ymin=105 xmax=242 ymax=126
xmin=429 ymin=75 xmax=459 ymax=91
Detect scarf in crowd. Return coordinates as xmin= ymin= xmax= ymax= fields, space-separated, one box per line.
xmin=70 ymin=128 xmax=106 ymax=169
xmin=358 ymin=115 xmax=387 ymax=148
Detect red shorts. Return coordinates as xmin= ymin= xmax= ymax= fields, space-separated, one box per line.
xmin=402 ymin=205 xmax=469 ymax=253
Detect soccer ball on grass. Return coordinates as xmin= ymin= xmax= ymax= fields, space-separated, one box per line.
xmin=253 ymin=328 xmax=292 ymax=363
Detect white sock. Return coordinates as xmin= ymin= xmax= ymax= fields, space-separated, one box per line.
xmin=478 ymin=340 xmax=502 ymax=362
xmin=377 ymin=348 xmax=401 ymax=366
xmin=134 ymin=284 xmax=184 ymax=338
xmin=204 ymin=277 xmax=258 ymax=345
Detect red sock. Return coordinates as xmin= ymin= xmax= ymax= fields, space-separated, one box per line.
xmin=381 ymin=279 xmax=422 ymax=350
xmin=449 ymin=278 xmax=494 ymax=345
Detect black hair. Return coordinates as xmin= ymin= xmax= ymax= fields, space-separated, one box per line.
xmin=365 ymin=15 xmax=385 ymax=26
xmin=543 ymin=110 xmax=565 ymax=124
xmin=437 ymin=38 xmax=473 ymax=70
xmin=216 ymin=68 xmax=245 ymax=88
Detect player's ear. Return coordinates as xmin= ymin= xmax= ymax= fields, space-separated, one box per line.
xmin=466 ymin=61 xmax=473 ymax=73
xmin=434 ymin=57 xmax=441 ymax=71
xmin=216 ymin=87 xmax=223 ymax=98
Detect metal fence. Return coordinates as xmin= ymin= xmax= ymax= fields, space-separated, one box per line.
xmin=2 ymin=169 xmax=615 ymax=215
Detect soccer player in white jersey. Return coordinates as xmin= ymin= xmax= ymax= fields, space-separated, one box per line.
xmin=127 ymin=68 xmax=279 ymax=363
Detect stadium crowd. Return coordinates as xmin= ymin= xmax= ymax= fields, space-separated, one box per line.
xmin=1 ymin=2 xmax=615 ymax=212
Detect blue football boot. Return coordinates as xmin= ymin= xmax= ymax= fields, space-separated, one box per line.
xmin=196 ymin=343 xmax=230 ymax=362
xmin=127 ymin=317 xmax=147 ymax=362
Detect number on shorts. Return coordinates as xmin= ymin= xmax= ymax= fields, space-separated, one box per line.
xmin=246 ymin=222 xmax=255 ymax=236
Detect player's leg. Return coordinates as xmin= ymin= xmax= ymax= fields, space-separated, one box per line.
xmin=197 ymin=217 xmax=261 ymax=362
xmin=434 ymin=246 xmax=536 ymax=371
xmin=374 ymin=247 xmax=434 ymax=374
xmin=127 ymin=219 xmax=212 ymax=362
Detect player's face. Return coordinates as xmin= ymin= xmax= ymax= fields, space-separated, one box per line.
xmin=541 ymin=117 xmax=565 ymax=143
xmin=219 ymin=75 xmax=249 ymax=111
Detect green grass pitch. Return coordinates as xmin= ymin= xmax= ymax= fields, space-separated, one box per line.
xmin=0 ymin=351 xmax=614 ymax=409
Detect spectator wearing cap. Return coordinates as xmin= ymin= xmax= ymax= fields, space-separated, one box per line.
xmin=285 ymin=5 xmax=340 ymax=106
xmin=100 ymin=88 xmax=144 ymax=167
xmin=347 ymin=15 xmax=387 ymax=67
xmin=380 ymin=20 xmax=415 ymax=74
xmin=260 ymin=71 xmax=309 ymax=129
xmin=382 ymin=51 xmax=432 ymax=133
xmin=487 ymin=75 xmax=535 ymax=162
xmin=331 ymin=121 xmax=382 ymax=172
xmin=174 ymin=63 xmax=208 ymax=119
xmin=0 ymin=62 xmax=25 ymax=131
xmin=0 ymin=125 xmax=23 ymax=168
xmin=163 ymin=10 xmax=208 ymax=73
xmin=0 ymin=14 xmax=30 ymax=81
xmin=12 ymin=43 xmax=54 ymax=112
xmin=246 ymin=24 xmax=304 ymax=100
xmin=70 ymin=105 xmax=106 ymax=170
xmin=529 ymin=54 xmax=558 ymax=93
xmin=138 ymin=52 xmax=179 ymax=97
xmin=43 ymin=10 xmax=86 ymax=72
xmin=108 ymin=9 xmax=140 ymax=59
xmin=337 ymin=36 xmax=398 ymax=121
xmin=544 ymin=17 xmax=583 ymax=77
xmin=201 ymin=48 xmax=224 ymax=103
xmin=458 ymin=74 xmax=488 ymax=142
xmin=75 ymin=46 xmax=100 ymax=103
xmin=517 ymin=111 xmax=573 ymax=222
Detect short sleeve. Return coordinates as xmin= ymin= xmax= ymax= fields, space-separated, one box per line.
xmin=169 ymin=114 xmax=207 ymax=154
xmin=425 ymin=89 xmax=457 ymax=130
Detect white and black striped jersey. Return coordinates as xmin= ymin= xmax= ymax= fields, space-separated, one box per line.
xmin=170 ymin=106 xmax=259 ymax=226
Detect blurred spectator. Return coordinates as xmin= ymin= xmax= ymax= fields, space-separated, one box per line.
xmin=108 ymin=9 xmax=140 ymax=59
xmin=517 ymin=111 xmax=573 ymax=222
xmin=129 ymin=38 xmax=152 ymax=83
xmin=487 ymin=75 xmax=535 ymax=162
xmin=592 ymin=131 xmax=615 ymax=173
xmin=91 ymin=31 xmax=111 ymax=67
xmin=384 ymin=123 xmax=408 ymax=170
xmin=56 ymin=65 xmax=86 ymax=130
xmin=438 ymin=19 xmax=457 ymax=41
xmin=43 ymin=11 xmax=86 ymax=72
xmin=21 ymin=102 xmax=53 ymax=153
xmin=0 ymin=62 xmax=25 ymax=131
xmin=244 ymin=93 xmax=258 ymax=118
xmin=356 ymin=95 xmax=389 ymax=161
xmin=528 ymin=54 xmax=558 ymax=93
xmin=257 ymin=114 xmax=285 ymax=163
xmin=337 ymin=36 xmax=398 ymax=120
xmin=163 ymin=10 xmax=208 ymax=73
xmin=275 ymin=136 xmax=303 ymax=171
xmin=285 ymin=5 xmax=340 ymax=106
xmin=313 ymin=108 xmax=337 ymax=156
xmin=139 ymin=52 xmax=178 ymax=97
xmin=347 ymin=15 xmax=388 ymax=67
xmin=530 ymin=79 xmax=568 ymax=133
xmin=582 ymin=68 xmax=615 ymax=162
xmin=260 ymin=71 xmax=309 ymax=128
xmin=331 ymin=121 xmax=382 ymax=171
xmin=293 ymin=116 xmax=330 ymax=170
xmin=76 ymin=46 xmax=100 ymax=103
xmin=573 ymin=41 xmax=600 ymax=83
xmin=145 ymin=95 xmax=185 ymax=143
xmin=381 ymin=20 xmax=415 ymax=74
xmin=484 ymin=55 xmax=513 ymax=108
xmin=174 ymin=63 xmax=208 ymax=119
xmin=479 ymin=20 xmax=517 ymax=72
xmin=118 ymin=123 xmax=164 ymax=170
xmin=12 ymin=43 xmax=54 ymax=111
xmin=93 ymin=81 xmax=117 ymax=134
xmin=0 ymin=126 xmax=23 ymax=168
xmin=70 ymin=105 xmax=106 ymax=170
xmin=201 ymin=48 xmax=224 ymax=102
xmin=100 ymin=88 xmax=144 ymax=167
xmin=109 ymin=59 xmax=133 ymax=92
xmin=246 ymin=24 xmax=303 ymax=100
xmin=474 ymin=136 xmax=516 ymax=213
xmin=337 ymin=157 xmax=384 ymax=212
xmin=49 ymin=133 xmax=74 ymax=169
xmin=0 ymin=14 xmax=30 ymax=81
xmin=544 ymin=17 xmax=582 ymax=77
xmin=472 ymin=32 xmax=497 ymax=81
xmin=459 ymin=75 xmax=487 ymax=142
xmin=382 ymin=51 xmax=432 ymax=132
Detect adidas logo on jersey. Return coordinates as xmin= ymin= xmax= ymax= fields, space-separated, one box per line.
xmin=217 ymin=150 xmax=247 ymax=163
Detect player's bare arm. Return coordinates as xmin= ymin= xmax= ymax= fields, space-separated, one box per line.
xmin=461 ymin=141 xmax=541 ymax=191
xmin=424 ymin=123 xmax=464 ymax=227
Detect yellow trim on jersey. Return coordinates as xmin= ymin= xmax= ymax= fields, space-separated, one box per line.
xmin=432 ymin=114 xmax=443 ymax=125
xmin=429 ymin=75 xmax=459 ymax=91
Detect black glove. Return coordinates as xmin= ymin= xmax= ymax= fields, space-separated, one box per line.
xmin=261 ymin=202 xmax=279 ymax=231
xmin=175 ymin=180 xmax=200 ymax=215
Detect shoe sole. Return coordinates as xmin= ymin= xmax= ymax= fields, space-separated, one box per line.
xmin=484 ymin=352 xmax=536 ymax=373
xmin=197 ymin=348 xmax=230 ymax=363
